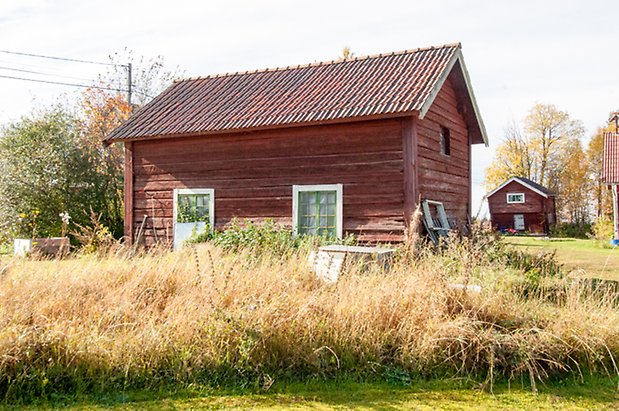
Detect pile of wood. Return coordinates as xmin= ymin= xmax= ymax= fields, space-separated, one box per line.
xmin=14 ymin=237 xmax=70 ymax=257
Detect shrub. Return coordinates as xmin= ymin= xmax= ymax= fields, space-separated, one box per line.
xmin=0 ymin=107 xmax=123 ymax=243
xmin=186 ymin=219 xmax=356 ymax=256
xmin=70 ymin=210 xmax=119 ymax=254
xmin=549 ymin=222 xmax=592 ymax=239
xmin=590 ymin=217 xmax=614 ymax=242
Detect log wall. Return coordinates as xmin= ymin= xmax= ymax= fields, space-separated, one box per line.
xmin=131 ymin=118 xmax=406 ymax=245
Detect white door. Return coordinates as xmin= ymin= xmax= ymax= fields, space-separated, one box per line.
xmin=513 ymin=214 xmax=525 ymax=231
xmin=173 ymin=188 xmax=214 ymax=250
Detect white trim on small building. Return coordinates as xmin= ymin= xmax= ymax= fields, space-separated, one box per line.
xmin=506 ymin=192 xmax=525 ymax=204
xmin=486 ymin=177 xmax=551 ymax=199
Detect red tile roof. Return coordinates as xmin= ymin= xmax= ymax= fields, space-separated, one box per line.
xmin=105 ymin=43 xmax=487 ymax=144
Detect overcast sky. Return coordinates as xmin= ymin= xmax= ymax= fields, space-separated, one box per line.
xmin=1 ymin=0 xmax=618 ymax=216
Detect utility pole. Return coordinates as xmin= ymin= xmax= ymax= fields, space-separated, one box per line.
xmin=126 ymin=62 xmax=132 ymax=106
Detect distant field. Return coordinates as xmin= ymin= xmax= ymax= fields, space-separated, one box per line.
xmin=504 ymin=236 xmax=619 ymax=281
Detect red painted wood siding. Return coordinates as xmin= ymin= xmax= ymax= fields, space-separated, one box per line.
xmin=487 ymin=181 xmax=555 ymax=233
xmin=603 ymin=131 xmax=619 ymax=183
xmin=131 ymin=118 xmax=406 ymax=245
xmin=416 ymin=76 xmax=471 ymax=226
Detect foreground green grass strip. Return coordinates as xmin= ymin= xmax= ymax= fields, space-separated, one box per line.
xmin=16 ymin=377 xmax=619 ymax=410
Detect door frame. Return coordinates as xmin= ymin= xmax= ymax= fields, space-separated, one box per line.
xmin=513 ymin=213 xmax=525 ymax=231
xmin=172 ymin=188 xmax=215 ymax=249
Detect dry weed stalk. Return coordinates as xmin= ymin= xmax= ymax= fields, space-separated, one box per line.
xmin=403 ymin=203 xmax=424 ymax=263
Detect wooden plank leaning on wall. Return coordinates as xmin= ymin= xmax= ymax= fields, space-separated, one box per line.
xmin=124 ymin=141 xmax=134 ymax=245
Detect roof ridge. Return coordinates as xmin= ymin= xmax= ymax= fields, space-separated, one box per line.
xmin=175 ymin=42 xmax=461 ymax=83
xmin=105 ymin=41 xmax=491 ymax=145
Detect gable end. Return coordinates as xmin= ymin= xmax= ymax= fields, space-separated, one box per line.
xmin=486 ymin=177 xmax=553 ymax=199
xmin=417 ymin=49 xmax=488 ymax=146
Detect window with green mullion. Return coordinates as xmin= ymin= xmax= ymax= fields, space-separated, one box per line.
xmin=298 ymin=190 xmax=337 ymax=237
xmin=177 ymin=193 xmax=210 ymax=223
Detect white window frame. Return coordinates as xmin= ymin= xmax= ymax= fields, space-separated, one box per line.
xmin=506 ymin=192 xmax=525 ymax=204
xmin=173 ymin=188 xmax=215 ymax=229
xmin=292 ymin=184 xmax=343 ymax=239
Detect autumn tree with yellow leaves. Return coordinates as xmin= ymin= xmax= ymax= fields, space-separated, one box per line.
xmin=485 ymin=121 xmax=534 ymax=188
xmin=77 ymin=88 xmax=133 ymax=236
xmin=0 ymin=52 xmax=183 ymax=242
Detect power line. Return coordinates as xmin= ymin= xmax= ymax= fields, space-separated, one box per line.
xmin=0 ymin=58 xmax=95 ymax=74
xmin=0 ymin=65 xmax=98 ymax=83
xmin=0 ymin=58 xmax=105 ymax=80
xmin=0 ymin=74 xmax=126 ymax=93
xmin=0 ymin=73 xmax=154 ymax=100
xmin=0 ymin=51 xmax=153 ymax=102
xmin=133 ymin=89 xmax=154 ymax=99
xmin=0 ymin=49 xmax=125 ymax=68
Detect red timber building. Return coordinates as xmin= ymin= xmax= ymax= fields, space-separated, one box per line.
xmin=486 ymin=177 xmax=557 ymax=234
xmin=603 ymin=117 xmax=619 ymax=241
xmin=105 ymin=43 xmax=488 ymax=247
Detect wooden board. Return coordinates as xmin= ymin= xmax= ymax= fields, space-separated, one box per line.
xmin=124 ymin=142 xmax=134 ymax=244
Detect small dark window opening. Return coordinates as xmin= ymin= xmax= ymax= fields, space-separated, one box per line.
xmin=440 ymin=126 xmax=451 ymax=156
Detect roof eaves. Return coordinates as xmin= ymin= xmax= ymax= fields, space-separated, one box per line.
xmin=103 ymin=110 xmax=418 ymax=144
xmin=485 ymin=177 xmax=551 ymax=199
xmin=485 ymin=177 xmax=517 ymax=198
xmin=417 ymin=46 xmax=460 ymax=120
xmin=516 ymin=177 xmax=556 ymax=197
xmin=454 ymin=49 xmax=489 ymax=147
xmin=103 ymin=81 xmax=181 ymax=144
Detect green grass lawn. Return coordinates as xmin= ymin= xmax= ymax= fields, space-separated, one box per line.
xmin=504 ymin=236 xmax=619 ymax=281
xmin=15 ymin=377 xmax=618 ymax=410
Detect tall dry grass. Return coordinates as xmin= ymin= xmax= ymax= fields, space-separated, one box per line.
xmin=0 ymin=240 xmax=618 ymax=400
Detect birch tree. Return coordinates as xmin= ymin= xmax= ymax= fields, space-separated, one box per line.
xmin=485 ymin=122 xmax=533 ymax=188
xmin=486 ymin=104 xmax=584 ymax=190
xmin=524 ymin=103 xmax=585 ymax=187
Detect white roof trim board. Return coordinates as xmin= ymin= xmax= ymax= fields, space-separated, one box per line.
xmin=485 ymin=177 xmax=552 ymax=199
xmin=418 ymin=49 xmax=488 ymax=147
